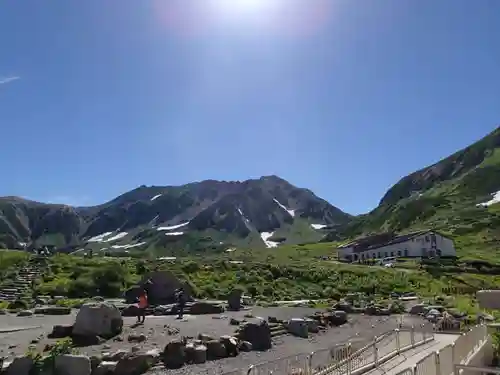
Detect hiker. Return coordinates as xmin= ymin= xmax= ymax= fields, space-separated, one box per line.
xmin=175 ymin=287 xmax=186 ymax=319
xmin=137 ymin=289 xmax=148 ymax=324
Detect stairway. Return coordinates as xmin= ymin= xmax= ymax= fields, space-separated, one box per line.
xmin=0 ymin=257 xmax=44 ymax=301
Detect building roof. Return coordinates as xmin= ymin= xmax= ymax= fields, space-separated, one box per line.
xmin=338 ymin=230 xmax=432 ymax=253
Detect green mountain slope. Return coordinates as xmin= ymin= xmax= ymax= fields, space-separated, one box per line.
xmin=331 ymin=126 xmax=500 ymax=261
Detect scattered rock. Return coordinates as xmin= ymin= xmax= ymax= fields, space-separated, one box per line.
xmin=220 ymin=335 xmax=239 ymax=357
xmin=331 ymin=310 xmax=348 ymax=326
xmin=72 ymin=302 xmax=123 ymax=339
xmin=54 ymin=354 xmax=92 ymax=375
xmin=48 ymin=324 xmax=73 ymax=339
xmin=6 ymin=356 xmax=33 ymax=375
xmin=163 ymin=339 xmax=186 ymax=369
xmin=113 ymin=336 xmax=124 ymax=342
xmin=230 ymin=318 xmax=241 ymax=326
xmin=305 ymin=318 xmax=319 ymax=333
xmin=198 ymin=333 xmax=215 ymax=342
xmin=409 ymin=304 xmax=428 ymax=315
xmin=206 ymin=339 xmax=227 ymax=359
xmin=237 ymin=318 xmax=272 ymax=351
xmin=92 ymin=361 xmax=117 ymax=375
xmin=30 ymin=339 xmax=39 ymax=344
xmin=34 ymin=306 xmax=72 ymax=315
xmin=239 ymin=341 xmax=253 ymax=352
xmin=114 ymin=351 xmax=158 ymax=375
xmin=17 ymin=310 xmax=33 ymax=317
xmin=332 ymin=301 xmax=353 ymax=313
xmin=127 ymin=333 xmax=147 ymax=343
xmin=287 ymin=319 xmax=309 ymax=338
xmin=268 ymin=316 xmax=279 ymax=324
xmin=90 ymin=355 xmax=102 ymax=370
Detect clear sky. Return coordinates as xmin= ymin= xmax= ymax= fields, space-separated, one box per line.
xmin=1 ymin=0 xmax=499 ymax=215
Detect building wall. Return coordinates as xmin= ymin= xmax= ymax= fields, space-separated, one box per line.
xmin=337 ymin=232 xmax=456 ymax=261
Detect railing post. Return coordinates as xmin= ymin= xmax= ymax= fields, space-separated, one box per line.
xmin=308 ymin=352 xmax=313 ymax=375
xmin=411 ymin=325 xmax=415 ymax=348
xmin=451 ymin=343 xmax=456 ymax=366
xmin=435 ymin=351 xmax=442 ymax=375
xmin=247 ymin=365 xmax=254 ymax=375
xmin=396 ymin=328 xmax=401 ymax=354
xmin=421 ymin=323 xmax=426 ymax=341
xmin=347 ymin=342 xmax=352 ymax=375
xmin=374 ymin=335 xmax=379 ymax=367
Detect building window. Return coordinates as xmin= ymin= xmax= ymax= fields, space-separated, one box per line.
xmin=378 ymin=252 xmax=381 ymax=258
xmin=372 ymin=253 xmax=376 ymax=259
xmin=436 ymin=249 xmax=442 ymax=257
xmin=390 ymin=251 xmax=394 ymax=257
xmin=404 ymin=249 xmax=409 ymax=257
xmin=384 ymin=252 xmax=388 ymax=257
xmin=397 ymin=250 xmax=402 ymax=257
xmin=354 ymin=254 xmax=358 ymax=261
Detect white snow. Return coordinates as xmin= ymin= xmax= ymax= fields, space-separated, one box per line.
xmin=165 ymin=232 xmax=184 ymax=236
xmin=104 ymin=232 xmax=128 ymax=242
xmin=477 ymin=191 xmax=500 ymax=207
xmin=151 ymin=194 xmax=162 ymax=201
xmin=157 ymin=222 xmax=189 ymax=231
xmin=111 ymin=242 xmax=147 ymax=250
xmin=260 ymin=232 xmax=279 ymax=248
xmin=311 ymin=224 xmax=328 ymax=230
xmin=273 ymin=198 xmax=295 ymax=217
xmin=88 ymin=232 xmax=113 ymax=243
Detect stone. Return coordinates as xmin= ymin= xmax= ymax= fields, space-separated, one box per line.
xmin=6 ymin=356 xmax=33 ymax=375
xmin=332 ymin=301 xmax=353 ymax=313
xmin=330 ymin=310 xmax=348 ymax=326
xmin=227 ymin=289 xmax=243 ymax=311
xmin=206 ymin=339 xmax=227 ymax=359
xmin=48 ymin=324 xmax=73 ymax=339
xmin=409 ymin=304 xmax=427 ymax=315
xmin=127 ymin=333 xmax=147 ymax=343
xmin=287 ymin=318 xmax=309 ymax=338
xmin=54 ymin=354 xmax=91 ymax=375
xmin=198 ymin=333 xmax=215 ymax=342
xmin=34 ymin=306 xmax=72 ymax=315
xmin=72 ymin=302 xmax=123 ymax=339
xmin=239 ymin=341 xmax=253 ymax=352
xmin=268 ymin=316 xmax=279 ymax=324
xmin=189 ymin=301 xmax=225 ymax=315
xmin=305 ymin=318 xmax=319 ymax=333
xmin=238 ymin=318 xmax=272 ymax=351
xmin=90 ymin=355 xmax=102 ymax=370
xmin=114 ymin=352 xmax=158 ymax=375
xmin=92 ymin=361 xmax=117 ymax=375
xmin=17 ymin=310 xmax=33 ymax=317
xmin=103 ymin=350 xmax=129 ymax=362
xmin=163 ymin=339 xmax=186 ymax=369
xmin=220 ymin=335 xmax=239 ymax=357
xmin=230 ymin=318 xmax=241 ymax=326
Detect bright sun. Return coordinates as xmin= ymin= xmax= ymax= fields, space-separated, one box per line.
xmin=208 ymin=0 xmax=281 ymax=19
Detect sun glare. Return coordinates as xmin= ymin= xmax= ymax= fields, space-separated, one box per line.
xmin=208 ymin=0 xmax=282 ymax=19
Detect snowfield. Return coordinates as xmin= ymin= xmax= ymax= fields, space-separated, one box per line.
xmin=477 ymin=191 xmax=500 ymax=207
xmin=157 ymin=222 xmax=189 ymax=231
xmin=104 ymin=232 xmax=128 ymax=242
xmin=273 ymin=198 xmax=295 ymax=217
xmin=311 ymin=224 xmax=328 ymax=230
xmin=260 ymin=232 xmax=279 ymax=248
xmin=87 ymin=232 xmax=113 ymax=243
xmin=165 ymin=232 xmax=184 ymax=236
xmin=150 ymin=194 xmax=162 ymax=201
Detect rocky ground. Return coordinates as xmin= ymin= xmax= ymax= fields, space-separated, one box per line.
xmin=0 ymin=307 xmax=413 ymax=375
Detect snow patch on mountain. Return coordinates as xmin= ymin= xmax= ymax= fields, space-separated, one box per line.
xmin=151 ymin=194 xmax=162 ymax=201
xmin=165 ymin=232 xmax=184 ymax=236
xmin=477 ymin=191 xmax=500 ymax=207
xmin=104 ymin=232 xmax=128 ymax=242
xmin=260 ymin=232 xmax=279 ymax=248
xmin=88 ymin=232 xmax=113 ymax=243
xmin=273 ymin=198 xmax=295 ymax=217
xmin=157 ymin=222 xmax=189 ymax=231
xmin=311 ymin=224 xmax=327 ymax=230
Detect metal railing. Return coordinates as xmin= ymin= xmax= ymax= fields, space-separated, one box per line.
xmin=245 ymin=325 xmax=434 ymax=375
xmin=454 ymin=364 xmax=500 ymax=375
xmin=394 ymin=325 xmax=489 ymax=375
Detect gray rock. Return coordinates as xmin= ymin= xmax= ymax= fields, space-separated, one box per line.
xmin=163 ymin=339 xmax=186 ymax=369
xmin=17 ymin=310 xmax=33 ymax=317
xmin=206 ymin=339 xmax=227 ymax=359
xmin=6 ymin=356 xmax=33 ymax=375
xmin=114 ymin=352 xmax=158 ymax=375
xmin=220 ymin=335 xmax=239 ymax=357
xmin=305 ymin=318 xmax=319 ymax=333
xmin=287 ymin=318 xmax=309 ymax=338
xmin=239 ymin=341 xmax=253 ymax=352
xmin=73 ymin=302 xmax=123 ymax=339
xmin=92 ymin=361 xmax=117 ymax=375
xmin=227 ymin=290 xmax=243 ymax=311
xmin=48 ymin=324 xmax=73 ymax=339
xmin=409 ymin=304 xmax=427 ymax=315
xmin=54 ymin=354 xmax=91 ymax=375
xmin=238 ymin=318 xmax=272 ymax=351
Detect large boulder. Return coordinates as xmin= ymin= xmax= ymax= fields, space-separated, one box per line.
xmin=6 ymin=356 xmax=34 ymax=375
xmin=72 ymin=302 xmax=123 ymax=339
xmin=188 ymin=301 xmax=224 ymax=315
xmin=126 ymin=271 xmax=193 ymax=305
xmin=237 ymin=318 xmax=272 ymax=351
xmin=114 ymin=351 xmax=159 ymax=375
xmin=54 ymin=354 xmax=91 ymax=375
xmin=332 ymin=301 xmax=353 ymax=313
xmin=409 ymin=304 xmax=427 ymax=315
xmin=287 ymin=319 xmax=309 ymax=338
xmin=163 ymin=339 xmax=186 ymax=369
xmin=227 ymin=290 xmax=243 ymax=311
xmin=206 ymin=340 xmax=227 ymax=359
xmin=330 ymin=310 xmax=348 ymax=326
xmin=220 ymin=335 xmax=239 ymax=357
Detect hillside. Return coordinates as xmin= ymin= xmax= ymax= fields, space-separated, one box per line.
xmin=0 ymin=176 xmax=351 ymax=254
xmin=329 ymin=126 xmax=500 ymax=261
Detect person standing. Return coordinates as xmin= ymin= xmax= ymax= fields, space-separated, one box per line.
xmin=176 ymin=288 xmax=186 ymax=319
xmin=137 ymin=289 xmax=148 ymax=324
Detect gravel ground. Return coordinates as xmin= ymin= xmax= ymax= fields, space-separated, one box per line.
xmin=0 ymin=308 xmax=421 ymax=375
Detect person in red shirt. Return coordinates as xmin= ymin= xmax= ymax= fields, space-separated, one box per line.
xmin=136 ymin=289 xmax=148 ymax=324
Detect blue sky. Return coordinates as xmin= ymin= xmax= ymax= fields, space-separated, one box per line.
xmin=1 ymin=0 xmax=499 ymax=215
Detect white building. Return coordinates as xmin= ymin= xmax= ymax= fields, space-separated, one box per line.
xmin=337 ymin=230 xmax=456 ymax=262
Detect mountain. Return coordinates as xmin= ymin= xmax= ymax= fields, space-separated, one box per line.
xmin=0 ymin=176 xmax=351 ymax=254
xmin=328 ymin=126 xmax=500 ymax=260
